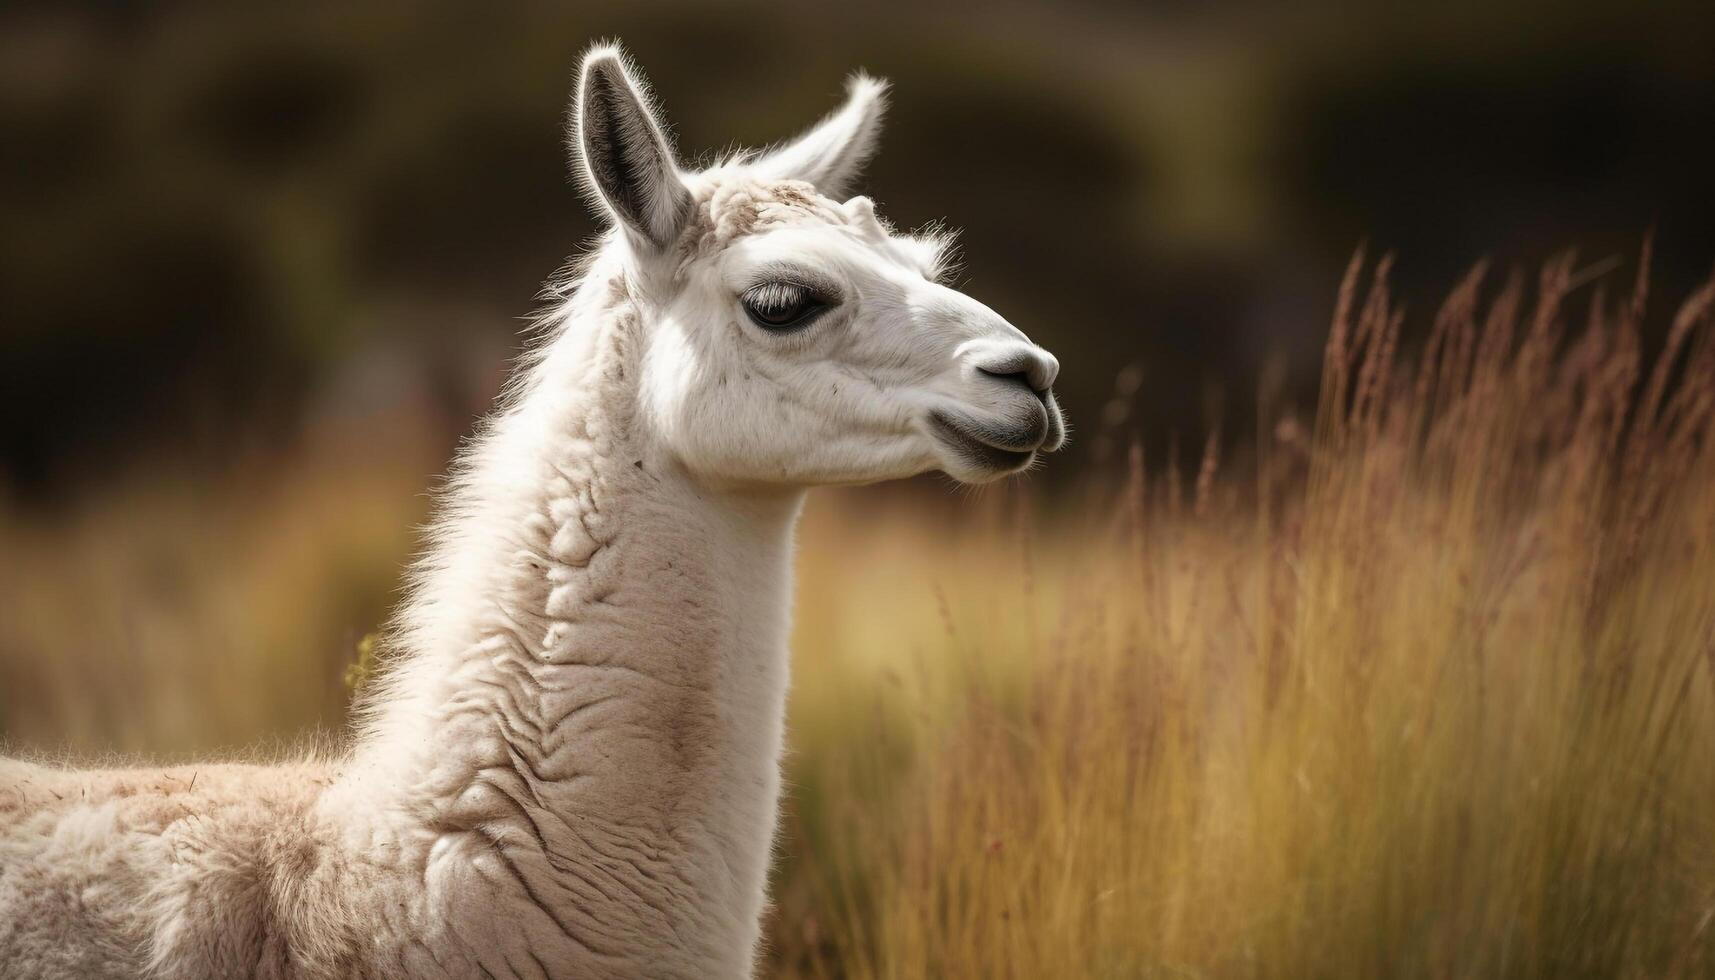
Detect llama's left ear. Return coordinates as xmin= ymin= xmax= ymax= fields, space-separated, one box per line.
xmin=754 ymin=73 xmax=889 ymax=199
xmin=571 ymin=45 xmax=691 ymax=250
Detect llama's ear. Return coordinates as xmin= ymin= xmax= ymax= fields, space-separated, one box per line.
xmin=571 ymin=45 xmax=691 ymax=250
xmin=753 ymin=72 xmax=889 ymax=199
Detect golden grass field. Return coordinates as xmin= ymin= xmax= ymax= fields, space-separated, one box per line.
xmin=4 ymin=254 xmax=1714 ymax=978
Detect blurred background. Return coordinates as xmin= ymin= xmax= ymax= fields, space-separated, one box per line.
xmin=5 ymin=1 xmax=1715 ymax=501
xmin=2 ymin=0 xmax=1714 ymax=756
xmin=7 ymin=5 xmax=1715 ymax=975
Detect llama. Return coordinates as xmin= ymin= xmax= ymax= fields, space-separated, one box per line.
xmin=0 ymin=44 xmax=1065 ymax=979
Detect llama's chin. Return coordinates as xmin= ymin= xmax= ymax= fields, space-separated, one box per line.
xmin=928 ymin=410 xmax=1043 ymax=482
xmin=944 ymin=451 xmax=1039 ymax=483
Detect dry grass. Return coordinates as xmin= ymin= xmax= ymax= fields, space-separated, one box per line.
xmin=0 ymin=429 xmax=434 ymax=758
xmin=4 ymin=256 xmax=1715 ymax=978
xmin=769 ymin=251 xmax=1715 ymax=978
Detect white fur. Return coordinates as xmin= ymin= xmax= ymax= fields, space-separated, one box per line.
xmin=0 ymin=43 xmax=1065 ymax=979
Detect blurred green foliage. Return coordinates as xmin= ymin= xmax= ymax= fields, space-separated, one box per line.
xmin=2 ymin=0 xmax=1713 ymax=495
xmin=343 ymin=632 xmax=378 ymax=695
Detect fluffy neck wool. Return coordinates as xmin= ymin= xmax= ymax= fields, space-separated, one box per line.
xmin=323 ymin=250 xmax=804 ymax=972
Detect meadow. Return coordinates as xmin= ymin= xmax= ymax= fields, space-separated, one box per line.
xmin=4 ymin=254 xmax=1714 ymax=978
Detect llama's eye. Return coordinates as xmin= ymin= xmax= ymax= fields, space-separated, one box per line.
xmin=741 ymin=282 xmax=828 ymax=332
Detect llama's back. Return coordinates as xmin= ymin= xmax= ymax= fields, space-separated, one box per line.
xmin=1 ymin=757 xmax=338 ymax=979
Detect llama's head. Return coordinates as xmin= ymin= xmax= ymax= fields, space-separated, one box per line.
xmin=569 ymin=45 xmax=1066 ymax=487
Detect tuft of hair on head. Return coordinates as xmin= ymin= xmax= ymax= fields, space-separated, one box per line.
xmin=910 ymin=220 xmax=965 ymax=285
xmin=568 ymin=41 xmax=692 ymax=251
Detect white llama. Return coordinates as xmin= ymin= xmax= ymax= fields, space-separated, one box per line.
xmin=0 ymin=44 xmax=1064 ymax=979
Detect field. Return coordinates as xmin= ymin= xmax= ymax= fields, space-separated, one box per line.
xmin=4 ymin=255 xmax=1715 ymax=978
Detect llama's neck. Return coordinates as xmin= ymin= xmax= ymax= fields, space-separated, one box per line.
xmin=325 ymin=261 xmax=802 ymax=967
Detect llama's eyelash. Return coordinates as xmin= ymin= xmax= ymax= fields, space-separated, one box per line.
xmin=745 ymin=282 xmax=822 ymax=310
xmin=743 ymin=267 xmax=843 ymax=306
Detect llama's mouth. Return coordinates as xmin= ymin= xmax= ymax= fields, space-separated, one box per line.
xmin=929 ymin=408 xmax=1045 ymax=478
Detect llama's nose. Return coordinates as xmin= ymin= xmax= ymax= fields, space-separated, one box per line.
xmin=972 ymin=342 xmax=1059 ymax=396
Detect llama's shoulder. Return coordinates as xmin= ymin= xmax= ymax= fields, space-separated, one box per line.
xmin=1 ymin=757 xmax=346 ymax=979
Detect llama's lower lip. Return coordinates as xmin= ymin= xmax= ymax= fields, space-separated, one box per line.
xmin=929 ymin=410 xmax=1040 ymax=475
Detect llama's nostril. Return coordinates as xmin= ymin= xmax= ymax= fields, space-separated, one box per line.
xmin=966 ymin=341 xmax=1059 ymax=395
xmin=978 ymin=365 xmax=1042 ymax=397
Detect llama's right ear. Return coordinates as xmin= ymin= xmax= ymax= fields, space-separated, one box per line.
xmin=571 ymin=46 xmax=691 ymax=251
xmin=753 ymin=72 xmax=889 ymax=199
